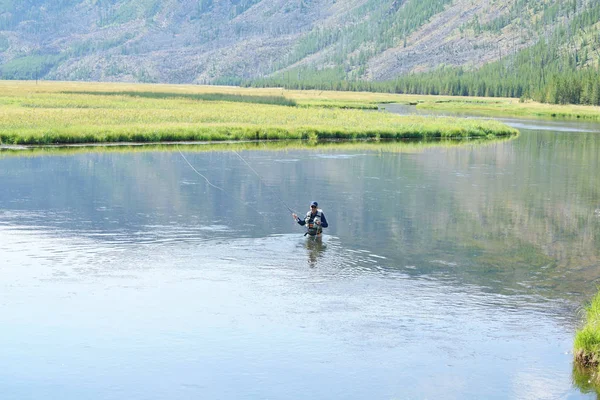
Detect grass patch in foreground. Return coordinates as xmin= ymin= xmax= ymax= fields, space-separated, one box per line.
xmin=575 ymin=291 xmax=600 ymax=366
xmin=573 ymin=289 xmax=600 ymax=391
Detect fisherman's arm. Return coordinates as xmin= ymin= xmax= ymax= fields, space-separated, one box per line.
xmin=292 ymin=213 xmax=306 ymax=225
xmin=319 ymin=213 xmax=328 ymax=228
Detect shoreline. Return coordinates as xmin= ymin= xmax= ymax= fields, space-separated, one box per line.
xmin=0 ymin=136 xmax=518 ymax=158
xmin=574 ymin=290 xmax=600 ymax=388
xmin=0 ymin=126 xmax=517 ymax=146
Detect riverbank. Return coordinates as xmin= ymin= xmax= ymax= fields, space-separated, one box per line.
xmin=0 ymin=81 xmax=517 ymax=145
xmin=0 ymin=135 xmax=516 ymax=159
xmin=574 ymin=290 xmax=600 ymax=385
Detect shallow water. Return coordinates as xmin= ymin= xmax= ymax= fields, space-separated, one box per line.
xmin=1 ymin=122 xmax=600 ymax=398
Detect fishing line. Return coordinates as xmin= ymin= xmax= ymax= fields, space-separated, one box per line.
xmin=176 ymin=145 xmax=265 ymax=216
xmin=177 ymin=145 xmax=225 ymax=192
xmin=233 ymin=150 xmax=298 ymax=215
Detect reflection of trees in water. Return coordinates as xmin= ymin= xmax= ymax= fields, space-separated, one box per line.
xmin=334 ymin=131 xmax=600 ymax=299
xmin=305 ymin=236 xmax=326 ymax=267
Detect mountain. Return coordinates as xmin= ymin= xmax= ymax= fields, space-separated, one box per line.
xmin=1 ymin=0 xmax=599 ymax=103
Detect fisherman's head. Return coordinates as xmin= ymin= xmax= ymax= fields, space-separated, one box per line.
xmin=310 ymin=201 xmax=318 ymax=212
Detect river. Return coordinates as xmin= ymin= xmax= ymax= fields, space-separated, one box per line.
xmin=1 ymin=112 xmax=599 ymax=399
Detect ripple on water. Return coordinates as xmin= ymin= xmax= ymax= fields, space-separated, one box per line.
xmin=313 ymin=154 xmax=368 ymax=159
xmin=0 ymin=211 xmax=586 ymax=399
xmin=0 ymin=224 xmax=584 ymax=399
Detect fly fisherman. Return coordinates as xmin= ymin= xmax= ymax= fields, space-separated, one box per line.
xmin=292 ymin=201 xmax=328 ymax=237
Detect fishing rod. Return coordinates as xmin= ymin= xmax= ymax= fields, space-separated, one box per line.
xmin=176 ymin=145 xmax=266 ymax=217
xmin=233 ymin=150 xmax=298 ymax=216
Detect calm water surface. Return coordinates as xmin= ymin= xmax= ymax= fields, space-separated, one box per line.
xmin=1 ymin=118 xmax=600 ymax=399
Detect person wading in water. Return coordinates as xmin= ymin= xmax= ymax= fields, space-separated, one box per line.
xmin=292 ymin=201 xmax=328 ymax=237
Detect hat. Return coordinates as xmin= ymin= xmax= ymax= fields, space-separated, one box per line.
xmin=310 ymin=201 xmax=318 ymax=207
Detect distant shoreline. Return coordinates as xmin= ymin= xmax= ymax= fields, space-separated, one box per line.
xmin=417 ymin=100 xmax=600 ymax=121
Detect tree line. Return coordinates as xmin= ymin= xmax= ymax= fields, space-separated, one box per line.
xmin=240 ymin=0 xmax=600 ymax=106
xmin=240 ymin=63 xmax=600 ymax=106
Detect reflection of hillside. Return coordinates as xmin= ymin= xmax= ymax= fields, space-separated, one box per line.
xmin=334 ymin=129 xmax=600 ymax=299
xmin=441 ymin=131 xmax=600 ymax=266
xmin=0 ymin=129 xmax=598 ymax=301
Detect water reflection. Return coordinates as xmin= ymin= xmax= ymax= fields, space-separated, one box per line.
xmin=1 ymin=127 xmax=599 ymax=399
xmin=1 ymin=134 xmax=598 ymax=299
xmin=0 ymin=136 xmax=516 ymax=158
xmin=0 ymin=219 xmax=580 ymax=399
xmin=305 ymin=236 xmax=327 ymax=268
xmin=572 ymin=364 xmax=600 ymax=396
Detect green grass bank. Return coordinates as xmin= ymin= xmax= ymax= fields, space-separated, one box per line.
xmin=575 ymin=291 xmax=600 ymax=367
xmin=0 ymin=81 xmax=518 ymax=145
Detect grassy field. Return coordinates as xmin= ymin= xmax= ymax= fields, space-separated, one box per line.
xmin=417 ymin=98 xmax=600 ymax=120
xmin=0 ymin=81 xmax=518 ymax=145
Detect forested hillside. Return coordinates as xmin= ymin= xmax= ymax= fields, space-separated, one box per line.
xmin=248 ymin=0 xmax=600 ymax=105
xmin=1 ymin=0 xmax=599 ymax=104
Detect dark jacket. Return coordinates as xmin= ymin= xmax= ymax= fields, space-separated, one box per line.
xmin=296 ymin=210 xmax=328 ymax=228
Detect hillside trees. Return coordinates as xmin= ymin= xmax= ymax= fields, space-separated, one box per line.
xmin=274 ymin=0 xmax=453 ymax=73
xmin=0 ymin=0 xmax=82 ymax=30
xmin=246 ymin=0 xmax=600 ymax=106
